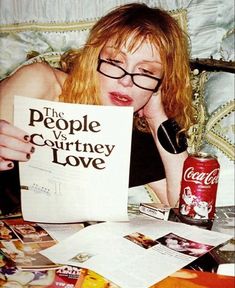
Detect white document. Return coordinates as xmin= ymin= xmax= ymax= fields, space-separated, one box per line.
xmin=39 ymin=222 xmax=84 ymax=241
xmin=14 ymin=96 xmax=133 ymax=223
xmin=41 ymin=217 xmax=232 ymax=288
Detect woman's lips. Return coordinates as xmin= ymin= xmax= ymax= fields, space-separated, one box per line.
xmin=109 ymin=92 xmax=133 ymax=106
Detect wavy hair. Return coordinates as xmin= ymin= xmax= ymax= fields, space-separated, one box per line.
xmin=60 ymin=3 xmax=195 ymax=133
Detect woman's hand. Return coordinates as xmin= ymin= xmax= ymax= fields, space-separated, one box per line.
xmin=138 ymin=91 xmax=168 ymax=130
xmin=0 ymin=120 xmax=35 ymax=171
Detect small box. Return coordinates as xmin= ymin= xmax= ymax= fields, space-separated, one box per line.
xmin=139 ymin=203 xmax=170 ymax=221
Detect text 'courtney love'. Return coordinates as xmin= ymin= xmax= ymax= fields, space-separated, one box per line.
xmin=28 ymin=107 xmax=116 ymax=169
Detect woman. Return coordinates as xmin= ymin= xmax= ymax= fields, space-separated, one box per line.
xmin=0 ymin=3 xmax=194 ymax=208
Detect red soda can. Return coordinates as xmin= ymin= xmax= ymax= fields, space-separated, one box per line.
xmin=179 ymin=152 xmax=220 ymax=225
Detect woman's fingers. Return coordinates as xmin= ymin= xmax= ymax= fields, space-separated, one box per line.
xmin=0 ymin=134 xmax=34 ymax=155
xmin=0 ymin=120 xmax=35 ymax=171
xmin=0 ymin=145 xmax=32 ymax=162
xmin=0 ymin=120 xmax=30 ymax=143
xmin=0 ymin=156 xmax=14 ymax=171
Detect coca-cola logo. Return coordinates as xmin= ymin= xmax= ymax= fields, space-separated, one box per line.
xmin=183 ymin=167 xmax=220 ymax=185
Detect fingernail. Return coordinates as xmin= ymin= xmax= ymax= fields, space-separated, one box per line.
xmin=7 ymin=162 xmax=14 ymax=168
xmin=24 ymin=135 xmax=30 ymax=141
xmin=26 ymin=154 xmax=31 ymax=159
xmin=30 ymin=147 xmax=35 ymax=153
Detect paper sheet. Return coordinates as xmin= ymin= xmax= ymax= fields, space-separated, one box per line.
xmin=14 ymin=96 xmax=133 ymax=223
xmin=41 ymin=217 xmax=232 ymax=288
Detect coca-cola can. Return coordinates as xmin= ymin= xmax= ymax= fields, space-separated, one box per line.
xmin=179 ymin=152 xmax=220 ymax=225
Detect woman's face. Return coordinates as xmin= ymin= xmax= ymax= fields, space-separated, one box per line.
xmin=98 ymin=38 xmax=162 ymax=112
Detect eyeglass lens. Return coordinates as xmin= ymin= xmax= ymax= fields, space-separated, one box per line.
xmin=98 ymin=60 xmax=160 ymax=91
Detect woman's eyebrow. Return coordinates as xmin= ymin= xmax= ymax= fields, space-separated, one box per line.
xmin=141 ymin=59 xmax=162 ymax=65
xmin=103 ymin=46 xmax=162 ymax=65
xmin=103 ymin=46 xmax=125 ymax=55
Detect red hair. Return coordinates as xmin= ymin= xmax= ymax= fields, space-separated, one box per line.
xmin=60 ymin=3 xmax=194 ymax=133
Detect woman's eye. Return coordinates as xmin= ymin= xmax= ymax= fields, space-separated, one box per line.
xmin=106 ymin=58 xmax=122 ymax=64
xmin=139 ymin=68 xmax=153 ymax=75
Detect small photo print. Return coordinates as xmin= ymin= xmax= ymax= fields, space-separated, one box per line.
xmin=0 ymin=221 xmax=17 ymax=241
xmin=124 ymin=232 xmax=158 ymax=249
xmin=0 ymin=240 xmax=56 ymax=268
xmin=0 ymin=249 xmax=15 ymax=268
xmin=0 ymin=267 xmax=56 ymax=286
xmin=4 ymin=219 xmax=54 ymax=243
xmin=156 ymin=233 xmax=214 ymax=257
xmin=71 ymin=252 xmax=94 ymax=263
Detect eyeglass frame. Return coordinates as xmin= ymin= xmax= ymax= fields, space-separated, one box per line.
xmin=97 ymin=58 xmax=162 ymax=92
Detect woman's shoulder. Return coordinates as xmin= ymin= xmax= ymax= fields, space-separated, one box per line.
xmin=1 ymin=62 xmax=67 ymax=101
xmin=12 ymin=62 xmax=57 ymax=79
xmin=14 ymin=62 xmax=66 ymax=88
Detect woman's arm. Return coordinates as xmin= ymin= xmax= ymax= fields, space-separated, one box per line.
xmin=140 ymin=92 xmax=188 ymax=207
xmin=147 ymin=146 xmax=187 ymax=207
xmin=0 ymin=62 xmax=62 ymax=122
xmin=0 ymin=62 xmax=65 ymax=171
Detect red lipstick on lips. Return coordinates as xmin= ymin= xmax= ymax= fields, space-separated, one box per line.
xmin=109 ymin=92 xmax=133 ymax=106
